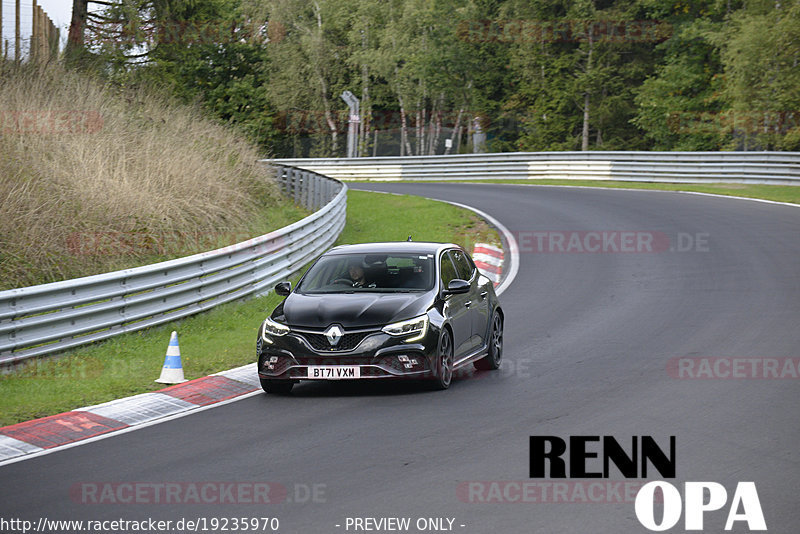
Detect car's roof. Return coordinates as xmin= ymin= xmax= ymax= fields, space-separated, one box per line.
xmin=326 ymin=242 xmax=460 ymax=255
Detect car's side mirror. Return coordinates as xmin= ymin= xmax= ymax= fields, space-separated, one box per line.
xmin=442 ymin=279 xmax=470 ymax=296
xmin=275 ymin=281 xmax=292 ymax=296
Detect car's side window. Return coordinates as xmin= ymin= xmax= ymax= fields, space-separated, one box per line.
xmin=440 ymin=252 xmax=459 ymax=288
xmin=451 ymin=249 xmax=474 ymax=281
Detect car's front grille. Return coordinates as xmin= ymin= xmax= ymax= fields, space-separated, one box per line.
xmin=296 ymin=331 xmax=375 ymax=352
xmin=293 ymin=355 xmax=367 ymax=366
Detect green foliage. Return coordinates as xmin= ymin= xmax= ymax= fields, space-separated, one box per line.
xmin=632 ymin=17 xmax=727 ymax=150
xmin=713 ymin=2 xmax=800 ymax=149
xmin=67 ymin=0 xmax=800 ymax=153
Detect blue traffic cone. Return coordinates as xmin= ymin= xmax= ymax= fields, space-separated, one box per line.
xmin=155 ymin=331 xmax=187 ymax=384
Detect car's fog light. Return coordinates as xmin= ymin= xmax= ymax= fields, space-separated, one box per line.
xmin=396 ymin=354 xmax=422 ymax=370
xmin=265 ymin=356 xmax=279 ymax=370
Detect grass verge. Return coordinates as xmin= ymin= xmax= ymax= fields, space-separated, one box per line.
xmin=359 ymin=179 xmax=800 ymax=205
xmin=0 ymin=63 xmax=304 ymax=289
xmin=0 ymin=190 xmax=500 ymax=426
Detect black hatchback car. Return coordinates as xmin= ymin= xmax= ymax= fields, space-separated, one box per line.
xmin=256 ymin=242 xmax=503 ymax=394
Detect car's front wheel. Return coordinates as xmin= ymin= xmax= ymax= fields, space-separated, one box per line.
xmin=260 ymin=378 xmax=294 ymax=395
xmin=432 ymin=329 xmax=453 ymax=390
xmin=475 ymin=311 xmax=503 ymax=371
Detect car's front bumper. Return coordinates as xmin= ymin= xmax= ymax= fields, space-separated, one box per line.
xmin=257 ymin=327 xmax=439 ymax=381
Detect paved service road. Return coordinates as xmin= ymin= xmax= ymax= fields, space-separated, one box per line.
xmin=2 ymin=183 xmax=799 ymax=533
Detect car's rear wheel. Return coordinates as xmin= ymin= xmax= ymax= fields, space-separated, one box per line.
xmin=260 ymin=378 xmax=294 ymax=395
xmin=432 ymin=329 xmax=453 ymax=390
xmin=475 ymin=311 xmax=503 ymax=371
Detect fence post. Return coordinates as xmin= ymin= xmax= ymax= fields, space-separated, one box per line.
xmin=292 ymin=168 xmax=301 ymax=205
xmin=31 ymin=1 xmax=38 ymax=63
xmin=49 ymin=17 xmax=58 ymax=59
xmin=313 ymin=174 xmax=318 ymax=208
xmin=275 ymin=165 xmax=284 ymax=194
xmin=15 ymin=0 xmax=20 ymax=64
xmin=305 ymin=171 xmax=313 ymax=208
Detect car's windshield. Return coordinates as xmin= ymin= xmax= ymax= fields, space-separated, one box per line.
xmin=296 ymin=252 xmax=436 ymax=293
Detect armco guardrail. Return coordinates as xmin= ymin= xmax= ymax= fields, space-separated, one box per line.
xmin=270 ymin=151 xmax=800 ymax=185
xmin=0 ymin=166 xmax=346 ymax=366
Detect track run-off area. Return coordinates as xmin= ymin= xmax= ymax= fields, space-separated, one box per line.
xmin=2 ymin=182 xmax=799 ymax=533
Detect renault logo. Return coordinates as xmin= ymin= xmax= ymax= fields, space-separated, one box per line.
xmin=324 ymin=325 xmax=343 ymax=346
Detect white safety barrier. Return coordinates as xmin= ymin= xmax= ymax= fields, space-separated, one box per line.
xmin=269 ymin=152 xmax=800 ymax=185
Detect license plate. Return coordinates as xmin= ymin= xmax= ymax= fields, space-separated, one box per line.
xmin=306 ymin=366 xmax=361 ymax=379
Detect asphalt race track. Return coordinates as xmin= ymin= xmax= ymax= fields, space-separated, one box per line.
xmin=2 ymin=183 xmax=799 ymax=533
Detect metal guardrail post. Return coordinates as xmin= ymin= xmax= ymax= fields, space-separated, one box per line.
xmin=306 ymin=172 xmax=313 ymax=208
xmin=292 ymin=169 xmax=300 ymax=204
xmin=277 ymin=166 xmax=288 ymax=195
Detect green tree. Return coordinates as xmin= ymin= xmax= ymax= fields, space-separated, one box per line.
xmin=632 ymin=18 xmax=727 ymax=150
xmin=714 ymin=1 xmax=800 ymax=149
xmin=501 ymin=0 xmax=662 ymax=151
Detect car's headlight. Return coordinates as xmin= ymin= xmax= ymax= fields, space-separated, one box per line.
xmin=261 ymin=317 xmax=289 ymax=343
xmin=382 ymin=314 xmax=428 ymax=342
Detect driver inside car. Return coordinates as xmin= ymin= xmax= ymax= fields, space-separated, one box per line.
xmin=345 ymin=260 xmax=376 ymax=288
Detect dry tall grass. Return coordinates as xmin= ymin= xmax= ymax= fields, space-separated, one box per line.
xmin=0 ymin=63 xmax=294 ymax=289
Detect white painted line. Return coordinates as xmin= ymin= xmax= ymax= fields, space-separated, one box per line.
xmin=0 ymin=390 xmax=263 ymax=467
xmin=78 ymin=393 xmax=197 ymax=427
xmin=214 ymin=363 xmax=260 ymax=388
xmin=674 ymin=190 xmax=800 ymax=207
xmin=0 ymin=362 xmax=265 ymax=466
xmin=0 ymin=435 xmax=44 ymax=462
xmin=465 ymin=182 xmax=800 ymax=208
